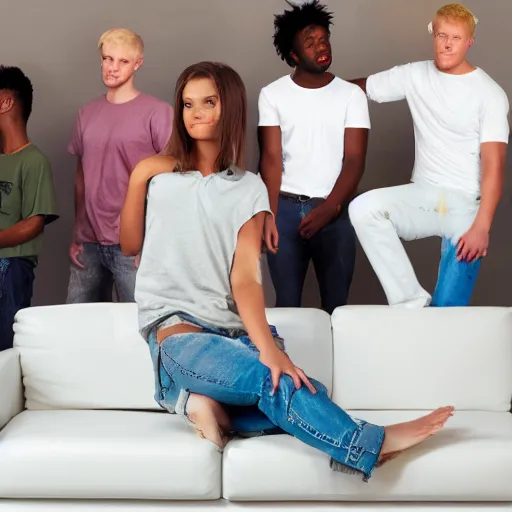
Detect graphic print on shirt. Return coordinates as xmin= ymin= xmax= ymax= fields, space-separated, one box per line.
xmin=0 ymin=181 xmax=13 ymax=212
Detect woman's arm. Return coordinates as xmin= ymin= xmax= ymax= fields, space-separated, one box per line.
xmin=120 ymin=155 xmax=175 ymax=256
xmin=230 ymin=212 xmax=316 ymax=394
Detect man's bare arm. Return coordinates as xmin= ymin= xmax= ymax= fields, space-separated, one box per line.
xmin=258 ymin=126 xmax=283 ymax=215
xmin=456 ymin=141 xmax=507 ymax=262
xmin=474 ymin=142 xmax=507 ymax=232
xmin=325 ymin=128 xmax=369 ymax=209
xmin=72 ymin=159 xmax=85 ymax=240
xmin=0 ymin=216 xmax=44 ymax=249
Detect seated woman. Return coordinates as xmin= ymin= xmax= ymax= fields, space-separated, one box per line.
xmin=119 ymin=61 xmax=454 ymax=482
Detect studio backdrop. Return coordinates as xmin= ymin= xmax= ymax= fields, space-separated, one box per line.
xmin=3 ymin=0 xmax=511 ymax=307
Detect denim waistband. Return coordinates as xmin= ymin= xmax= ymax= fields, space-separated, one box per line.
xmin=153 ymin=311 xmax=284 ymax=350
xmin=155 ymin=310 xmax=280 ymax=338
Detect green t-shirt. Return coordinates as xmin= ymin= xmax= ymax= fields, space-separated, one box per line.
xmin=0 ymin=143 xmax=59 ymax=259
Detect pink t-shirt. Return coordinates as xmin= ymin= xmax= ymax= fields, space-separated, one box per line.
xmin=68 ymin=93 xmax=173 ymax=245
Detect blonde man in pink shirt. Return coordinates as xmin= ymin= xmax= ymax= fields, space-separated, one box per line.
xmin=67 ymin=28 xmax=173 ymax=303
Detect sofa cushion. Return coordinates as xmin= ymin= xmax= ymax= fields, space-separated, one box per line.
xmin=222 ymin=410 xmax=512 ymax=501
xmin=0 ymin=410 xmax=221 ymax=500
xmin=331 ymin=306 xmax=512 ymax=411
xmin=265 ymin=307 xmax=333 ymax=395
xmin=14 ymin=304 xmax=333 ymax=411
xmin=14 ymin=303 xmax=158 ymax=411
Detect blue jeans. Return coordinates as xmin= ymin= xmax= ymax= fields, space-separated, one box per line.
xmin=66 ymin=243 xmax=136 ymax=303
xmin=148 ymin=313 xmax=285 ymax=435
xmin=431 ymin=238 xmax=481 ymax=307
xmin=0 ymin=257 xmax=35 ymax=351
xmin=267 ymin=195 xmax=356 ymax=314
xmin=149 ymin=314 xmax=385 ymax=481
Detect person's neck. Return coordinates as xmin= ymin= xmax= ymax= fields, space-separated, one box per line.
xmin=435 ymin=58 xmax=476 ymax=76
xmin=291 ymin=67 xmax=334 ymax=89
xmin=192 ymin=141 xmax=221 ymax=176
xmin=0 ymin=121 xmax=29 ymax=154
xmin=105 ymin=79 xmax=140 ymax=104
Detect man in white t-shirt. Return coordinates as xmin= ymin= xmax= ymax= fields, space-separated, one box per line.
xmin=348 ymin=3 xmax=509 ymax=308
xmin=258 ymin=0 xmax=371 ymax=314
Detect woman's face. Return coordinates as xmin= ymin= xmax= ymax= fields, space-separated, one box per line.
xmin=182 ymin=77 xmax=221 ymax=141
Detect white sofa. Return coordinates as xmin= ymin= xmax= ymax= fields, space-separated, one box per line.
xmin=0 ymin=303 xmax=511 ymax=511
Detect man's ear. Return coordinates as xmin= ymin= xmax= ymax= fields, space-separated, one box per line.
xmin=134 ymin=56 xmax=144 ymax=72
xmin=0 ymin=93 xmax=14 ymax=115
xmin=289 ymin=51 xmax=299 ymax=66
xmin=467 ymin=37 xmax=475 ymax=49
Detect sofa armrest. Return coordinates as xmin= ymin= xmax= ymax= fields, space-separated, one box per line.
xmin=0 ymin=348 xmax=24 ymax=429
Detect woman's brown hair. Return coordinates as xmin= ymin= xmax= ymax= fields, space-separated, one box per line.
xmin=163 ymin=61 xmax=247 ymax=172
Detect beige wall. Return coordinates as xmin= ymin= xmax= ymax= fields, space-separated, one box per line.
xmin=3 ymin=0 xmax=511 ymax=308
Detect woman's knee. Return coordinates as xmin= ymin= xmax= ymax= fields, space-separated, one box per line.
xmin=272 ymin=374 xmax=328 ymax=397
xmin=309 ymin=378 xmax=328 ymax=396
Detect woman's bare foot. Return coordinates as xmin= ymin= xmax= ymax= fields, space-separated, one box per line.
xmin=378 ymin=406 xmax=454 ymax=463
xmin=376 ymin=451 xmax=401 ymax=467
xmin=185 ymin=393 xmax=231 ymax=450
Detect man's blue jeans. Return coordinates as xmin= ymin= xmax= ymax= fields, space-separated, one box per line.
xmin=431 ymin=237 xmax=481 ymax=306
xmin=66 ymin=243 xmax=136 ymax=303
xmin=0 ymin=257 xmax=35 ymax=351
xmin=149 ymin=314 xmax=385 ymax=482
xmin=267 ymin=195 xmax=356 ymax=314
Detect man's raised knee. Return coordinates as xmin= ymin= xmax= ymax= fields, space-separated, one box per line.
xmin=349 ymin=190 xmax=392 ymax=227
xmin=348 ymin=193 xmax=374 ymax=226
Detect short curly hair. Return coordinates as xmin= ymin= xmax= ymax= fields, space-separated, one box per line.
xmin=0 ymin=66 xmax=33 ymax=123
xmin=273 ymin=0 xmax=334 ymax=67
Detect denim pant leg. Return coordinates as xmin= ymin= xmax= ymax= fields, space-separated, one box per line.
xmin=309 ymin=205 xmax=356 ymax=314
xmin=222 ymin=405 xmax=283 ymax=436
xmin=147 ymin=330 xmax=182 ymax=413
xmin=105 ymin=245 xmax=136 ymax=303
xmin=431 ymin=237 xmax=481 ymax=307
xmin=223 ymin=334 xmax=284 ymax=436
xmin=66 ymin=243 xmax=113 ymax=303
xmin=0 ymin=258 xmax=35 ymax=351
xmin=267 ymin=196 xmax=310 ymax=307
xmin=150 ymin=330 xmax=279 ymax=433
xmin=159 ymin=331 xmax=384 ymax=481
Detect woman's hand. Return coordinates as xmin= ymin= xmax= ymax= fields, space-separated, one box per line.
xmin=259 ymin=346 xmax=317 ymax=395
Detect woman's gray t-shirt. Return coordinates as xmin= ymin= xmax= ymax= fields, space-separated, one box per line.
xmin=135 ymin=166 xmax=271 ymax=341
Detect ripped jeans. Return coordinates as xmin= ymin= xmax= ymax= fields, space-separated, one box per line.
xmin=147 ymin=312 xmax=384 ymax=481
xmin=349 ymin=180 xmax=482 ymax=307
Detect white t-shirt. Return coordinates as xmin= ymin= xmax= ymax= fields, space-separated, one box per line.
xmin=366 ymin=60 xmax=510 ymax=196
xmin=258 ymin=75 xmax=371 ymax=198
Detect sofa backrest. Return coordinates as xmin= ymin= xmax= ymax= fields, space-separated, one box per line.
xmin=331 ymin=306 xmax=512 ymax=412
xmin=13 ymin=304 xmax=333 ymax=410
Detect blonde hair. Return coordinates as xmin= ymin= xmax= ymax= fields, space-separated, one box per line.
xmin=97 ymin=28 xmax=144 ymax=57
xmin=434 ymin=3 xmax=478 ymax=36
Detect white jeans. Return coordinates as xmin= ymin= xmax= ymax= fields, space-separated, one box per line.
xmin=348 ymin=180 xmax=480 ymax=307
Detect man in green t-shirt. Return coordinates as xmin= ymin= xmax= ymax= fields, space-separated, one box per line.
xmin=0 ymin=66 xmax=58 ymax=351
